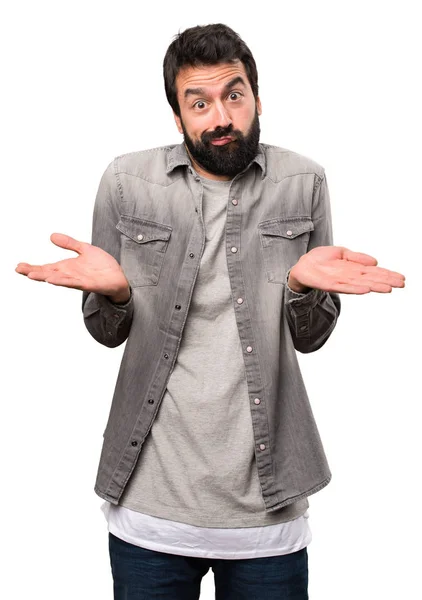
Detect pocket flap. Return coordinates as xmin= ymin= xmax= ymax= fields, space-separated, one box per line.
xmin=116 ymin=215 xmax=172 ymax=244
xmin=258 ymin=217 xmax=314 ymax=240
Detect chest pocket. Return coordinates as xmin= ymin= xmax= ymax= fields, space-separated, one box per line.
xmin=116 ymin=215 xmax=172 ymax=287
xmin=258 ymin=217 xmax=314 ymax=284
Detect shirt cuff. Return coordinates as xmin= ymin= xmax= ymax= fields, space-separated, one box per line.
xmin=284 ymin=268 xmax=325 ymax=315
xmin=83 ymin=287 xmax=134 ymax=326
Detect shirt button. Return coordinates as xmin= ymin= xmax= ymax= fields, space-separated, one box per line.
xmin=231 ymin=199 xmax=238 ymax=206
xmin=259 ymin=444 xmax=266 ymax=451
xmin=286 ymin=230 xmax=293 ymax=236
xmin=300 ymin=325 xmax=308 ymax=331
xmin=231 ymin=246 xmax=238 ymax=253
xmin=254 ymin=398 xmax=261 ymax=405
xmin=246 ymin=346 xmax=253 ymax=353
xmin=189 ymin=252 xmax=195 ymax=258
xmin=164 ymin=353 xmax=169 ymax=359
xmin=131 ymin=440 xmax=138 ymax=447
xmin=137 ymin=234 xmax=144 ymax=241
xmin=237 ymin=298 xmax=244 ymax=304
xmin=175 ymin=305 xmax=181 ymax=310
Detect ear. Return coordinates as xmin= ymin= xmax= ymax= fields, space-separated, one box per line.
xmin=173 ymin=112 xmax=183 ymax=135
xmin=256 ymin=96 xmax=262 ymax=116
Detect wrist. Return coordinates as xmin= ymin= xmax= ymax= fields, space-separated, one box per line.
xmin=108 ymin=285 xmax=131 ymax=304
xmin=288 ymin=270 xmax=311 ymax=294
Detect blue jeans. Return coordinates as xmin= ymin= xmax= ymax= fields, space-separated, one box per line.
xmin=109 ymin=532 xmax=309 ymax=599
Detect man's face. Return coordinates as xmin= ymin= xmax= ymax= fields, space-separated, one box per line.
xmin=174 ymin=61 xmax=262 ymax=180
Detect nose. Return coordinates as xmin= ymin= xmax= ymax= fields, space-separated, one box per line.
xmin=211 ymin=100 xmax=232 ymax=130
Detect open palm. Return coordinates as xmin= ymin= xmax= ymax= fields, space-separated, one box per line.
xmin=291 ymin=246 xmax=406 ymax=294
xmin=15 ymin=233 xmax=128 ymax=296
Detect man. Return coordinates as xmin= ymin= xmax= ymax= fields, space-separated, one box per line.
xmin=15 ymin=23 xmax=405 ymax=600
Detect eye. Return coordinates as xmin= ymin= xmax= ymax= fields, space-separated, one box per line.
xmin=228 ymin=92 xmax=242 ymax=101
xmin=193 ymin=100 xmax=207 ymax=110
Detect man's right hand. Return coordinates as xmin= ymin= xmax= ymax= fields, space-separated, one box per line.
xmin=15 ymin=233 xmax=131 ymax=303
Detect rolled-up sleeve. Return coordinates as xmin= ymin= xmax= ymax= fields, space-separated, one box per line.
xmin=284 ymin=172 xmax=341 ymax=353
xmin=82 ymin=159 xmax=134 ymax=348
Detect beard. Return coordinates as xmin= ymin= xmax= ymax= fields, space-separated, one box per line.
xmin=180 ymin=109 xmax=261 ymax=178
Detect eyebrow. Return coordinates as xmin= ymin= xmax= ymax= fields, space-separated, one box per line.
xmin=183 ymin=76 xmax=247 ymax=100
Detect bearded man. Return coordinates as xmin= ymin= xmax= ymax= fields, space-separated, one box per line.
xmin=16 ymin=23 xmax=405 ymax=600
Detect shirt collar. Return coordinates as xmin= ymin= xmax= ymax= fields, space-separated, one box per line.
xmin=165 ymin=142 xmax=267 ymax=179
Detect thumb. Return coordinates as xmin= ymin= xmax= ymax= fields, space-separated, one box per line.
xmin=342 ymin=247 xmax=378 ymax=266
xmin=50 ymin=233 xmax=84 ymax=255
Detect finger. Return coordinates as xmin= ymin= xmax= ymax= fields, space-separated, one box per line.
xmin=375 ymin=277 xmax=404 ymax=288
xmin=366 ymin=281 xmax=393 ymax=293
xmin=342 ymin=249 xmax=378 ymax=266
xmin=328 ymin=281 xmax=372 ymax=294
xmin=23 ymin=263 xmax=58 ymax=278
xmin=50 ymin=233 xmax=84 ymax=255
xmin=348 ymin=277 xmax=396 ymax=293
xmin=25 ymin=262 xmax=64 ymax=280
xmin=378 ymin=276 xmax=405 ymax=288
xmin=350 ymin=272 xmax=405 ymax=287
xmin=329 ymin=280 xmax=395 ymax=294
xmin=45 ymin=275 xmax=84 ymax=290
xmin=16 ymin=261 xmax=66 ymax=276
xmin=16 ymin=263 xmax=42 ymax=275
xmin=26 ymin=270 xmax=50 ymax=282
xmin=362 ymin=266 xmax=406 ymax=280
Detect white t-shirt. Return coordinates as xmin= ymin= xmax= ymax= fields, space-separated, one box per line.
xmin=102 ymin=501 xmax=311 ymax=559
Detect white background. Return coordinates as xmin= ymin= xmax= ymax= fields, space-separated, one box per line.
xmin=2 ymin=1 xmax=420 ymax=598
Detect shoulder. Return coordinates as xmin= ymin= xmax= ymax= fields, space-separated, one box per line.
xmin=260 ymin=143 xmax=325 ymax=182
xmin=112 ymin=145 xmax=180 ymax=186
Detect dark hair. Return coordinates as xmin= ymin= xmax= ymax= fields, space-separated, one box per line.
xmin=163 ymin=23 xmax=259 ymax=117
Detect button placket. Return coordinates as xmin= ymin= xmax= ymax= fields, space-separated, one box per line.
xmin=225 ymin=185 xmax=273 ymax=488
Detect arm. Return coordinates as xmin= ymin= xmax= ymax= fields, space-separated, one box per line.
xmin=284 ymin=172 xmax=341 ymax=353
xmin=82 ymin=159 xmax=134 ymax=348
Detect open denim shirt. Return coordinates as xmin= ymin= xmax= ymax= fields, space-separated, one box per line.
xmin=82 ymin=142 xmax=341 ymax=511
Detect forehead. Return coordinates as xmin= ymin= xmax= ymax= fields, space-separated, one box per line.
xmin=176 ymin=61 xmax=250 ymax=98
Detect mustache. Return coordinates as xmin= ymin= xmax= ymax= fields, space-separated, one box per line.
xmin=201 ymin=124 xmax=239 ymax=143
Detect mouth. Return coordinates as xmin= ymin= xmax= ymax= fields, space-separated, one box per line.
xmin=210 ymin=136 xmax=235 ymax=146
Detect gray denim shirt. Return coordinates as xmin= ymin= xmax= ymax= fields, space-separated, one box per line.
xmin=82 ymin=142 xmax=341 ymax=512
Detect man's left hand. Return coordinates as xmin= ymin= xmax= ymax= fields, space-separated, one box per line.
xmin=288 ymin=246 xmax=406 ymax=294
